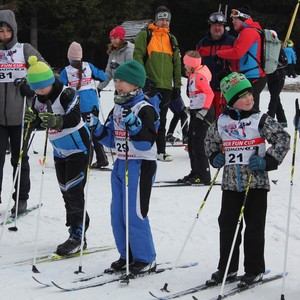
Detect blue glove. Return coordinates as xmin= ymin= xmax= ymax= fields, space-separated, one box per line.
xmin=121 ymin=107 xmax=141 ymax=131
xmin=86 ymin=113 xmax=101 ymax=130
xmin=249 ymin=155 xmax=266 ymax=171
xmin=212 ymin=153 xmax=225 ymax=168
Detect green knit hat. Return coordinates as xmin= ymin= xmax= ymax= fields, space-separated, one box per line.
xmin=114 ymin=60 xmax=146 ymax=88
xmin=220 ymin=72 xmax=252 ymax=107
xmin=27 ymin=56 xmax=55 ymax=90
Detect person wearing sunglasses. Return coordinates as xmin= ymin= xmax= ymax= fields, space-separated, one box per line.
xmin=215 ymin=7 xmax=267 ymax=111
xmin=196 ymin=12 xmax=235 ymax=119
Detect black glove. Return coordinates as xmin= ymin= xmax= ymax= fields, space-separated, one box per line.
xmin=20 ymin=83 xmax=35 ymax=97
xmin=24 ymin=107 xmax=37 ymax=124
xmin=173 ymin=87 xmax=181 ymax=98
xmin=39 ymin=112 xmax=63 ymax=130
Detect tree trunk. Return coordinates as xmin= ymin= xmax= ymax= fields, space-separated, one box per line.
xmin=30 ymin=15 xmax=38 ymax=50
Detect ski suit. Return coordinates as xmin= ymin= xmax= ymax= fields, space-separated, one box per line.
xmin=93 ymin=91 xmax=158 ymax=263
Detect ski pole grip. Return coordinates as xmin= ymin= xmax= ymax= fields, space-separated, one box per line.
xmin=14 ymin=77 xmax=27 ymax=86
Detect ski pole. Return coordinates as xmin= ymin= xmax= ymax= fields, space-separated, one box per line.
xmin=95 ymin=82 xmax=115 ymax=164
xmin=27 ymin=128 xmax=38 ymax=154
xmin=32 ymin=101 xmax=52 ymax=273
xmin=8 ymin=91 xmax=29 ymax=232
xmin=283 ymin=0 xmax=300 ymax=47
xmin=161 ymin=168 xmax=221 ymax=292
xmin=120 ymin=126 xmax=130 ymax=284
xmin=75 ymin=126 xmax=94 ymax=274
xmin=217 ymin=173 xmax=253 ymax=300
xmin=172 ymin=115 xmax=189 ymax=145
xmin=280 ymin=98 xmax=299 ymax=300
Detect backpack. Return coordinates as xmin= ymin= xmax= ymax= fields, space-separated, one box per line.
xmin=248 ymin=29 xmax=282 ymax=75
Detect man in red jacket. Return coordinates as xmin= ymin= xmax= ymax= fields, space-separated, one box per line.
xmin=215 ymin=7 xmax=267 ymax=111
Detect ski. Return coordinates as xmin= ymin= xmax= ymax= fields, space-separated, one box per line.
xmin=4 ymin=245 xmax=115 ymax=270
xmin=200 ymin=272 xmax=287 ymax=300
xmin=50 ymin=262 xmax=198 ymax=292
xmin=166 ymin=143 xmax=186 ymax=147
xmin=153 ymin=181 xmax=221 ymax=188
xmin=149 ymin=277 xmax=241 ymax=300
xmin=0 ymin=204 xmax=40 ymax=225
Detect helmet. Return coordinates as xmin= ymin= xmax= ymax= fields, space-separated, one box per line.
xmin=208 ymin=12 xmax=227 ymax=25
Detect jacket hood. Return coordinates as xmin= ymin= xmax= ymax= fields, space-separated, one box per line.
xmin=240 ymin=18 xmax=262 ymax=32
xmin=0 ymin=10 xmax=18 ymax=49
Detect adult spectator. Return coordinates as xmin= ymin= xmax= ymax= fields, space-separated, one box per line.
xmin=284 ymin=39 xmax=297 ymax=78
xmin=98 ymin=26 xmax=134 ymax=92
xmin=215 ymin=7 xmax=267 ymax=110
xmin=196 ymin=11 xmax=235 ymax=119
xmin=134 ymin=5 xmax=182 ymax=162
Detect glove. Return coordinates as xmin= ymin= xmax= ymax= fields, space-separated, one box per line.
xmin=212 ymin=153 xmax=225 ymax=168
xmin=20 ymin=83 xmax=35 ymax=97
xmin=121 ymin=107 xmax=141 ymax=131
xmin=24 ymin=107 xmax=37 ymax=124
xmin=173 ymin=87 xmax=181 ymax=98
xmin=39 ymin=112 xmax=63 ymax=130
xmin=196 ymin=109 xmax=208 ymax=120
xmin=86 ymin=113 xmax=100 ymax=130
xmin=248 ymin=155 xmax=266 ymax=171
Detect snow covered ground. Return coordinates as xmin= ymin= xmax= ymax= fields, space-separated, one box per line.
xmin=0 ymin=78 xmax=299 ymax=300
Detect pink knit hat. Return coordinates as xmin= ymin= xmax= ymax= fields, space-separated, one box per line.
xmin=67 ymin=41 xmax=82 ymax=61
xmin=110 ymin=26 xmax=126 ymax=40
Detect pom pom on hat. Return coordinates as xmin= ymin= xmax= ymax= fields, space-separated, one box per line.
xmin=114 ymin=60 xmax=146 ymax=88
xmin=220 ymin=72 xmax=252 ymax=107
xmin=110 ymin=26 xmax=126 ymax=40
xmin=67 ymin=41 xmax=82 ymax=61
xmin=27 ymin=56 xmax=55 ymax=90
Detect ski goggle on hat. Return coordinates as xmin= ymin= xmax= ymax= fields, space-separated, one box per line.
xmin=208 ymin=13 xmax=226 ymax=25
xmin=230 ymin=9 xmax=251 ymax=19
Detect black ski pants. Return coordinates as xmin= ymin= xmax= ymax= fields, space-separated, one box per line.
xmin=0 ymin=124 xmax=31 ymax=204
xmin=217 ymin=189 xmax=268 ymax=275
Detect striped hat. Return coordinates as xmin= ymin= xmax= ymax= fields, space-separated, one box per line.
xmin=27 ymin=56 xmax=55 ymax=90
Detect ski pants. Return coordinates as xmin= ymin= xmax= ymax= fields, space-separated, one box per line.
xmin=187 ymin=113 xmax=211 ymax=183
xmin=0 ymin=124 xmax=31 ymax=204
xmin=156 ymin=88 xmax=172 ymax=154
xmin=167 ymin=110 xmax=188 ymax=140
xmin=217 ymin=189 xmax=268 ymax=275
xmin=54 ymin=152 xmax=90 ymax=229
xmin=111 ymin=158 xmax=156 ymax=263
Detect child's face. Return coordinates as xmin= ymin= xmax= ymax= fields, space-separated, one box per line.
xmin=0 ymin=26 xmax=12 ymax=43
xmin=34 ymin=85 xmax=53 ymax=96
xmin=114 ymin=79 xmax=138 ymax=94
xmin=184 ymin=65 xmax=194 ymax=75
xmin=233 ymin=92 xmax=254 ymax=111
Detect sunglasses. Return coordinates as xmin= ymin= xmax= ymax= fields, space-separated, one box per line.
xmin=230 ymin=9 xmax=250 ymax=19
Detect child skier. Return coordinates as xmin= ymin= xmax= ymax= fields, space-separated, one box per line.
xmin=59 ymin=41 xmax=109 ymax=169
xmin=25 ymin=56 xmax=91 ymax=256
xmin=178 ymin=50 xmax=214 ymax=185
xmin=205 ymin=71 xmax=290 ymax=286
xmin=86 ymin=60 xmax=158 ymax=275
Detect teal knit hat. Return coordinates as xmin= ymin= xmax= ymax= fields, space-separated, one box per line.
xmin=114 ymin=60 xmax=146 ymax=88
xmin=220 ymin=72 xmax=252 ymax=107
